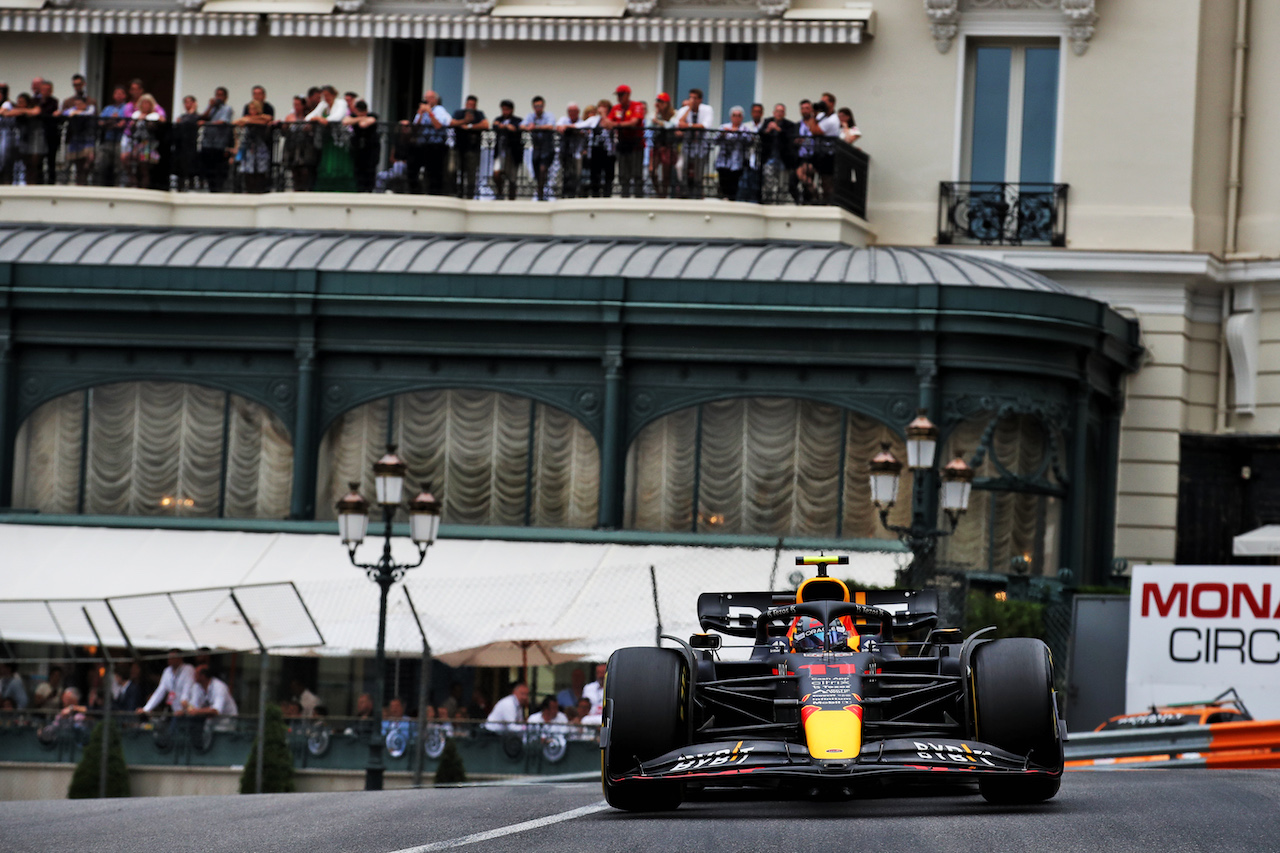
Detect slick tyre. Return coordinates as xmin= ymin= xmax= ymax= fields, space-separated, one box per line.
xmin=970 ymin=637 xmax=1063 ymax=805
xmin=601 ymin=646 xmax=687 ymax=812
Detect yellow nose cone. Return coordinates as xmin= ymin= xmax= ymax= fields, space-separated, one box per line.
xmin=802 ymin=708 xmax=862 ymax=759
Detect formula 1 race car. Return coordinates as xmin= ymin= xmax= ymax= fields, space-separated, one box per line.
xmin=600 ymin=556 xmax=1065 ymax=811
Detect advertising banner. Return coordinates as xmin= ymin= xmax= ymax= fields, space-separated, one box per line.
xmin=1128 ymin=565 xmax=1280 ymax=721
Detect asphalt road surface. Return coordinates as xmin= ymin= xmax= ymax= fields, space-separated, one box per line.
xmin=3 ymin=771 xmax=1279 ymax=853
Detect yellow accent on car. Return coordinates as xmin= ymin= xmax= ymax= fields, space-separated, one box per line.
xmin=803 ymin=709 xmax=862 ymax=759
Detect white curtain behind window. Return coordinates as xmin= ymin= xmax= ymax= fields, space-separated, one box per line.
xmin=316 ymin=389 xmax=600 ymax=528
xmin=627 ymin=398 xmax=912 ymax=538
xmin=13 ymin=383 xmax=293 ymax=519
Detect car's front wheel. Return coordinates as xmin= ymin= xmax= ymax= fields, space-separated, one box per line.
xmin=969 ymin=637 xmax=1063 ymax=805
xmin=601 ymin=647 xmax=687 ymax=812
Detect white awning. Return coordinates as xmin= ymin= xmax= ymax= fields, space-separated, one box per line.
xmin=1233 ymin=524 xmax=1280 ymax=556
xmin=0 ymin=8 xmax=260 ymax=35
xmin=491 ymin=0 xmax=626 ymax=17
xmin=0 ymin=0 xmax=45 ymax=11
xmin=267 ymin=12 xmax=866 ymax=43
xmin=0 ymin=523 xmax=900 ymax=661
xmin=201 ymin=0 xmax=334 ymax=13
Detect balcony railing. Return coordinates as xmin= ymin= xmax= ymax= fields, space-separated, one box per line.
xmin=937 ymin=181 xmax=1068 ymax=247
xmin=0 ymin=116 xmax=870 ymax=219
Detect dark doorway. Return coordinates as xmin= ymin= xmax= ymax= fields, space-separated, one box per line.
xmin=101 ymin=35 xmax=177 ymax=115
xmin=1176 ymin=434 xmax=1280 ymax=564
xmin=387 ymin=39 xmax=427 ymax=125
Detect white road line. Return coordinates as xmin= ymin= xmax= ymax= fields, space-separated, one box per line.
xmin=389 ymin=801 xmax=612 ymax=852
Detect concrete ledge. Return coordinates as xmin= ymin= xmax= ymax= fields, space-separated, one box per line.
xmin=0 ymin=186 xmax=875 ymax=247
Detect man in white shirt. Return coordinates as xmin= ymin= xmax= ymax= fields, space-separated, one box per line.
xmin=485 ymin=681 xmax=530 ymax=733
xmin=674 ymin=88 xmax=715 ymax=198
xmin=531 ymin=696 xmax=569 ymax=741
xmin=580 ymin=662 xmax=607 ymax=724
xmin=139 ymin=650 xmax=195 ymax=716
xmin=183 ymin=665 xmax=239 ymax=731
xmin=556 ymin=102 xmax=584 ymax=198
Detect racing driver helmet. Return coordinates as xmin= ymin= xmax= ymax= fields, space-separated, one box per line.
xmin=788 ymin=616 xmax=852 ymax=652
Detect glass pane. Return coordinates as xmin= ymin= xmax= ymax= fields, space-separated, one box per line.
xmin=676 ymin=43 xmax=712 ymax=115
xmin=1019 ymin=46 xmax=1059 ymax=184
xmin=432 ymin=41 xmax=465 ymax=115
xmin=722 ymin=44 xmax=757 ymax=123
xmin=969 ymin=46 xmax=1011 ymax=184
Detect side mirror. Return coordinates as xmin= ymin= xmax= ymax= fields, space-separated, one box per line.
xmin=689 ymin=633 xmax=721 ymax=651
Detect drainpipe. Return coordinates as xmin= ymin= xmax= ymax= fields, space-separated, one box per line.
xmin=1215 ymin=288 xmax=1231 ymax=432
xmin=1224 ymin=0 xmax=1249 ymax=257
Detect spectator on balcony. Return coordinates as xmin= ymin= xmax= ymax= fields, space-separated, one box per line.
xmin=281 ymin=95 xmax=318 ymax=192
xmin=26 ymin=79 xmax=60 ymax=185
xmin=403 ymin=90 xmax=451 ymax=196
xmin=242 ymin=85 xmax=275 ymax=119
xmin=127 ymin=78 xmax=166 ymax=121
xmin=0 ymin=661 xmax=27 ymax=710
xmin=305 ymin=86 xmax=322 ymax=114
xmin=173 ymin=95 xmax=201 ymax=190
xmin=0 ymin=84 xmax=14 ymax=185
xmin=756 ymin=102 xmax=794 ymax=202
xmin=122 ymin=94 xmax=163 ymax=189
xmin=139 ymin=650 xmax=196 ymax=717
xmin=308 ymin=85 xmax=355 ymax=192
xmin=198 ymin=86 xmax=235 ymax=192
xmin=344 ymin=91 xmax=359 ymax=116
xmin=837 ymin=107 xmax=861 ymax=146
xmin=41 ymin=687 xmax=90 ymax=740
xmin=582 ymin=663 xmax=606 ymax=719
xmin=97 ymin=86 xmax=130 ymax=188
xmin=715 ymin=105 xmax=749 ymax=201
xmin=233 ymin=98 xmax=273 ymax=194
xmin=556 ymin=667 xmax=586 ymax=712
xmin=111 ymin=662 xmax=142 ymax=713
xmin=57 ymin=93 xmax=94 ymax=186
xmin=794 ymin=98 xmax=819 ymax=203
xmin=522 ymin=96 xmax=556 ymax=201
xmin=675 ymin=88 xmax=714 ymax=199
xmin=584 ymin=99 xmax=615 ymax=198
xmin=644 ymin=93 xmax=677 ymax=199
xmin=603 ymin=85 xmax=646 ymax=199
xmin=59 ymin=74 xmax=94 ymax=111
xmin=450 ymin=94 xmax=488 ymax=200
xmin=342 ymin=99 xmax=380 ymax=194
xmin=492 ymin=99 xmax=522 ymax=201
xmin=555 ymin=102 xmax=583 ymax=199
xmin=809 ymin=93 xmax=841 ymax=202
xmin=288 ymin=678 xmax=322 ymax=719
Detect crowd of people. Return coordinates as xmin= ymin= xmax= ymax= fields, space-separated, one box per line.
xmin=0 ymin=74 xmax=861 ymax=204
xmin=0 ymin=653 xmax=606 ymax=751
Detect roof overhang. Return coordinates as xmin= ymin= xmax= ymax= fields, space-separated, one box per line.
xmin=266 ymin=12 xmax=865 ymax=42
xmin=1233 ymin=525 xmax=1280 ymax=557
xmin=0 ymin=7 xmax=260 ymax=35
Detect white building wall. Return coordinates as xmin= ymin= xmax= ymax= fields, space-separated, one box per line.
xmin=0 ymin=34 xmax=88 ymax=100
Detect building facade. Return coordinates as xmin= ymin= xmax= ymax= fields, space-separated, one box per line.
xmin=2 ymin=0 xmax=1278 ymax=584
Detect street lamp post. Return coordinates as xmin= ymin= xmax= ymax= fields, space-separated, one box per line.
xmin=336 ymin=445 xmax=442 ymax=792
xmin=869 ymin=411 xmax=975 ymax=589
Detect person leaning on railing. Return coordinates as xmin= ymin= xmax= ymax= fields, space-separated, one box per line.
xmin=122 ymin=95 xmax=165 ymax=190
xmin=491 ymin=99 xmax=522 ymax=201
xmin=0 ymin=85 xmax=18 ymax=185
xmin=96 ymin=85 xmax=131 ymax=188
xmin=646 ymin=93 xmax=677 ymax=199
xmin=198 ymin=87 xmax=235 ymax=193
xmin=172 ymin=95 xmax=202 ymax=191
xmin=280 ymin=95 xmax=318 ymax=192
xmin=583 ymin=99 xmax=615 ymax=198
xmin=715 ymin=106 xmax=750 ymax=201
xmin=554 ymin=102 xmax=584 ymax=199
xmin=450 ymin=94 xmax=488 ymax=200
xmin=233 ymin=99 xmax=274 ymax=194
xmin=343 ymin=99 xmax=381 ymax=194
xmin=675 ymin=88 xmax=715 ymax=199
xmin=61 ymin=94 xmax=96 ymax=186
xmin=602 ymin=85 xmax=646 ymax=199
xmin=307 ymin=85 xmax=355 ymax=193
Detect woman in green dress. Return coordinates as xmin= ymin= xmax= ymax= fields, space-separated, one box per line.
xmin=306 ymin=85 xmax=355 ymax=193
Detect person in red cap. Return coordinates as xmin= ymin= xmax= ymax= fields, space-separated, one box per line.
xmin=646 ymin=92 xmax=678 ymax=198
xmin=602 ymin=84 xmax=646 ymax=197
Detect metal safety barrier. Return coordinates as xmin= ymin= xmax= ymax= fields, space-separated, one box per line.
xmin=1066 ymin=720 xmax=1280 ymax=770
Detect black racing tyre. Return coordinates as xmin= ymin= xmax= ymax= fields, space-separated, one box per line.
xmin=970 ymin=637 xmax=1063 ymax=805
xmin=601 ymin=647 xmax=687 ymax=812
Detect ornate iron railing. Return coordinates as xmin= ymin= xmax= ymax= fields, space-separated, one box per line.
xmin=937 ymin=181 xmax=1068 ymax=247
xmin=0 ymin=116 xmax=870 ymax=218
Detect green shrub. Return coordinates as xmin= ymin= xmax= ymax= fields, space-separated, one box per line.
xmin=240 ymin=704 xmax=295 ymax=794
xmin=434 ymin=738 xmax=467 ymax=785
xmin=68 ymin=721 xmax=131 ymax=799
xmin=963 ymin=591 xmax=1046 ymax=640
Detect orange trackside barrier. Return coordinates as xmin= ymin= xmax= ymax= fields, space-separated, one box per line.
xmin=1066 ymin=719 xmax=1280 ymax=771
xmin=1203 ymin=720 xmax=1280 ymax=769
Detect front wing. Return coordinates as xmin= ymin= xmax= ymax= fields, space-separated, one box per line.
xmin=609 ymin=737 xmax=1061 ymax=786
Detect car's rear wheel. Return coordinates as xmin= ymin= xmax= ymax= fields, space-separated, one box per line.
xmin=601 ymin=647 xmax=687 ymax=812
xmin=970 ymin=637 xmax=1063 ymax=805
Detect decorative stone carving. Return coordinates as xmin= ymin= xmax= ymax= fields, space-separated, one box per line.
xmin=464 ymin=0 xmax=496 ymax=13
xmin=924 ymin=0 xmax=960 ymax=53
xmin=335 ymin=0 xmax=366 ymax=11
xmin=1059 ymin=0 xmax=1097 ymax=56
xmin=626 ymin=0 xmax=659 ymax=14
xmin=927 ymin=0 xmax=1097 ymax=56
xmin=756 ymin=0 xmax=790 ymax=18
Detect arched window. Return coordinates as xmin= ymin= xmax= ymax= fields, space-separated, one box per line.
xmin=12 ymin=382 xmax=293 ymax=518
xmin=316 ymin=389 xmax=600 ymax=528
xmin=936 ymin=412 xmax=1064 ymax=576
xmin=624 ymin=398 xmax=913 ymax=538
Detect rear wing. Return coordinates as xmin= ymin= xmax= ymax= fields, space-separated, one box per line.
xmin=698 ymin=589 xmax=940 ymax=639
